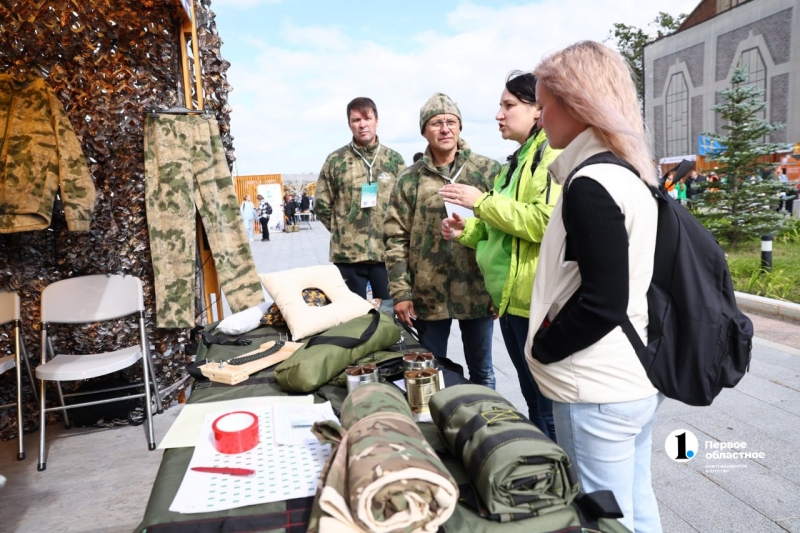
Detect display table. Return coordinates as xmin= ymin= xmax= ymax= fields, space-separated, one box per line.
xmin=135 ymin=322 xmax=628 ymax=533
xmin=296 ymin=212 xmax=313 ymax=230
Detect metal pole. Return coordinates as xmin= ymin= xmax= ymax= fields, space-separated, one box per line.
xmin=761 ymin=234 xmax=773 ymax=272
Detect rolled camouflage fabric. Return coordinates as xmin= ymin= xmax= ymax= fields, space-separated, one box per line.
xmin=429 ymin=385 xmax=580 ymax=521
xmin=308 ymin=383 xmax=458 ymax=533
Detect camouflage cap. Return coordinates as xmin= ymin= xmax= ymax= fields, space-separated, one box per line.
xmin=420 ymin=92 xmax=462 ymax=134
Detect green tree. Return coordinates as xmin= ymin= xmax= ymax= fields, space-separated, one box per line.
xmin=692 ymin=66 xmax=792 ymax=247
xmin=607 ymin=12 xmax=687 ymax=101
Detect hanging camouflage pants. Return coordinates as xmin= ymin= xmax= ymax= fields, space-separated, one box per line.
xmin=144 ymin=114 xmax=263 ymax=328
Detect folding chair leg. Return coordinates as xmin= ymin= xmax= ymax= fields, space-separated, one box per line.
xmin=20 ymin=340 xmax=39 ymax=406
xmin=139 ymin=313 xmax=156 ymax=450
xmin=145 ymin=345 xmax=163 ymax=414
xmin=55 ymin=382 xmax=71 ymax=429
xmin=38 ymin=378 xmax=47 ymax=471
xmin=14 ymin=324 xmax=24 ymax=460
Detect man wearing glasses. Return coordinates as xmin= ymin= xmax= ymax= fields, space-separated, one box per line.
xmin=315 ymin=97 xmax=406 ymax=310
xmin=384 ymin=92 xmax=501 ymax=387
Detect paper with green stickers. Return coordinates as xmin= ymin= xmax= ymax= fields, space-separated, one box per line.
xmin=169 ymin=404 xmax=334 ymax=513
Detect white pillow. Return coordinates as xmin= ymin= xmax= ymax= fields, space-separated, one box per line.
xmin=259 ymin=265 xmax=374 ymax=340
xmin=215 ymin=301 xmax=271 ymax=336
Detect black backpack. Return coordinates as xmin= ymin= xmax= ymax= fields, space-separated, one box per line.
xmin=562 ymin=152 xmax=753 ymax=406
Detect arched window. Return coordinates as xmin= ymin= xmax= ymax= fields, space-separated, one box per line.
xmin=665 ymin=72 xmax=689 ymax=157
xmin=738 ymin=47 xmax=767 ymax=141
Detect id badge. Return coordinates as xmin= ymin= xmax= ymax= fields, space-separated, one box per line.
xmin=361 ymin=182 xmax=378 ymax=208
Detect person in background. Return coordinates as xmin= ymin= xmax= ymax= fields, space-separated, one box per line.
xmin=764 ymin=164 xmax=781 ymax=181
xmin=301 ymin=192 xmax=310 ymax=212
xmin=527 ymin=41 xmax=664 ymax=532
xmin=677 ymin=176 xmax=688 ymax=205
xmin=385 ymin=92 xmax=501 ymax=388
xmin=440 ymin=71 xmax=560 ymax=440
xmin=685 ymin=169 xmax=698 ymax=200
xmin=413 ymin=152 xmax=424 ymax=163
xmin=256 ymin=194 xmax=272 ymax=241
xmin=240 ymin=194 xmax=257 ymax=241
xmin=315 ymin=97 xmax=406 ymax=311
xmin=283 ymin=193 xmax=297 ymax=228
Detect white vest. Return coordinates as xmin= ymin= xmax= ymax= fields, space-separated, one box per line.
xmin=524 ymin=129 xmax=659 ymax=404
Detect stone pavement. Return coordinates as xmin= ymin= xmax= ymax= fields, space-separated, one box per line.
xmin=255 ymin=220 xmax=800 ymax=532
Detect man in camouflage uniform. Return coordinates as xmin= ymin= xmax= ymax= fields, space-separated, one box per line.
xmin=384 ymin=92 xmax=500 ymax=388
xmin=144 ymin=114 xmax=263 ymax=328
xmin=314 ymin=97 xmax=406 ymax=309
xmin=0 ymin=74 xmax=95 ymax=233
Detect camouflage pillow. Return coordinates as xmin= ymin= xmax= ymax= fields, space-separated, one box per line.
xmin=261 ymin=288 xmax=331 ymax=327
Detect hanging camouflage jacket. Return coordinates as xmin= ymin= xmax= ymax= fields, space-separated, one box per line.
xmin=314 ymin=137 xmax=405 ymax=263
xmin=384 ymin=139 xmax=500 ymax=320
xmin=0 ymin=74 xmax=95 ymax=233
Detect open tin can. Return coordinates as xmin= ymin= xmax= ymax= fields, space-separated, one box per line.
xmin=405 ymin=367 xmax=440 ymax=412
xmin=403 ymin=350 xmax=434 ymax=372
xmin=345 ymin=363 xmax=379 ymax=393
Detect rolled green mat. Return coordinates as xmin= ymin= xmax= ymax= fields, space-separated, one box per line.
xmin=429 ymin=384 xmax=580 ymax=521
xmin=308 ymin=383 xmax=458 ymax=532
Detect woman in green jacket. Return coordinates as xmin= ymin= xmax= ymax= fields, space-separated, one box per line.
xmin=440 ymin=71 xmax=560 ymax=440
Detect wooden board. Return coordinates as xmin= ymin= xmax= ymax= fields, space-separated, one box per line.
xmin=199 ymin=340 xmax=303 ymax=385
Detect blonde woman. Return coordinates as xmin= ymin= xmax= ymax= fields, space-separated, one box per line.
xmin=525 ymin=41 xmax=662 ymax=532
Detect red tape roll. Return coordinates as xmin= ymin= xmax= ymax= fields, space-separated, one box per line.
xmin=212 ymin=411 xmax=260 ymax=454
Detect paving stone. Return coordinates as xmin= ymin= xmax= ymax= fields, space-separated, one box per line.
xmin=734 ymin=372 xmax=800 ymax=406
xmin=675 ymin=409 xmax=798 ymax=470
xmin=778 ymin=517 xmax=800 ymax=532
xmin=706 ymin=388 xmax=800 ymax=448
xmin=654 ymin=466 xmax=785 ymax=533
xmin=658 ymin=502 xmax=701 ymax=533
xmin=701 ymin=469 xmax=800 ymax=522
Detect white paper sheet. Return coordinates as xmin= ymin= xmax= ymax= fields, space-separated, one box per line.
xmin=444 ymin=201 xmax=474 ymax=220
xmin=158 ymin=395 xmax=314 ymax=449
xmin=169 ymin=406 xmax=331 ymax=513
xmin=271 ymin=402 xmax=339 ymax=445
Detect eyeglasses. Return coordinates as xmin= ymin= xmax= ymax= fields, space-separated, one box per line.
xmin=428 ymin=119 xmax=459 ymax=130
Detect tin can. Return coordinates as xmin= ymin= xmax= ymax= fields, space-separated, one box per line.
xmin=345 ymin=363 xmax=379 ymax=393
xmin=405 ymin=367 xmax=440 ymax=412
xmin=403 ymin=351 xmax=434 ymax=372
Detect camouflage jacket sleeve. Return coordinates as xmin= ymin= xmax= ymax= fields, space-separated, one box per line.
xmin=383 ymin=169 xmax=415 ymax=303
xmin=314 ymin=157 xmax=334 ymax=231
xmin=48 ymin=88 xmax=95 ymax=232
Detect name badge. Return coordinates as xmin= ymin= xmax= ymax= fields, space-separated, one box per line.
xmin=361 ymin=183 xmax=378 ymax=208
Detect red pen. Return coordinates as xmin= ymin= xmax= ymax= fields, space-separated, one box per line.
xmin=191 ymin=466 xmax=255 ymax=476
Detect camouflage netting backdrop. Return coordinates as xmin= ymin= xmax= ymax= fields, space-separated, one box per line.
xmin=0 ymin=0 xmax=236 ymax=440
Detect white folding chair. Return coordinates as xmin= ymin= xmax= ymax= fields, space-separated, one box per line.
xmin=35 ymin=274 xmax=161 ymax=471
xmin=0 ymin=291 xmax=39 ymax=460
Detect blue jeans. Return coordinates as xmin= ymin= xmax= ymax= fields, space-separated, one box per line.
xmin=414 ymin=316 xmax=495 ymax=389
xmin=499 ymin=313 xmax=556 ymax=441
xmin=553 ymin=394 xmax=664 ymax=533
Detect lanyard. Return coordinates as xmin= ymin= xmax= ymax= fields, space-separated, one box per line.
xmin=351 ymin=142 xmax=381 ymax=184
xmin=437 ymin=160 xmax=467 ymax=184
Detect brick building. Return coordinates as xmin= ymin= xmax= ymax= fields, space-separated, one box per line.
xmin=643 ymin=0 xmax=798 ymax=163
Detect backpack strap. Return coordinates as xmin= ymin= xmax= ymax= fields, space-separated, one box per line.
xmin=560 ymin=151 xmax=649 ymax=354
xmin=303 ymin=309 xmax=381 ymax=349
xmin=573 ymin=490 xmax=624 ymax=523
xmin=560 ymin=151 xmax=639 ymax=232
